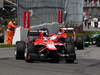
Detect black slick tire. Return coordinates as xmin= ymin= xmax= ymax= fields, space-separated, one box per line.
xmin=76 ymin=37 xmax=84 ymax=50
xmin=65 ymin=41 xmax=76 ymax=63
xmin=15 ymin=41 xmax=26 ymax=60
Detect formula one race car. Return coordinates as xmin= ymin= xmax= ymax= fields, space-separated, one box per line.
xmin=59 ymin=28 xmax=84 ymax=49
xmin=90 ymin=34 xmax=100 ymax=46
xmin=15 ymin=29 xmax=76 ymax=63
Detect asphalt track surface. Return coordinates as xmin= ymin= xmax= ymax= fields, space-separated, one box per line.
xmin=0 ymin=46 xmax=100 ymax=75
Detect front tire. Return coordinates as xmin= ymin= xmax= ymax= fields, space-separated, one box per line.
xmin=65 ymin=40 xmax=76 ymax=63
xmin=15 ymin=41 xmax=26 ymax=60
xmin=25 ymin=42 xmax=39 ymax=62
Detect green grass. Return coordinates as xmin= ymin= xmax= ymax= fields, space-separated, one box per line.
xmin=76 ymin=31 xmax=100 ymax=37
xmin=66 ymin=31 xmax=100 ymax=37
xmin=81 ymin=31 xmax=100 ymax=34
xmin=87 ymin=31 xmax=100 ymax=34
xmin=0 ymin=44 xmax=15 ymax=48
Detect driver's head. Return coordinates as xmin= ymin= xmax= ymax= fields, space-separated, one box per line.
xmin=43 ymin=32 xmax=49 ymax=37
xmin=58 ymin=29 xmax=65 ymax=34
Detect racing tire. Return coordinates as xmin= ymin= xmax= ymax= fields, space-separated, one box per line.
xmin=65 ymin=43 xmax=76 ymax=63
xmin=15 ymin=41 xmax=26 ymax=60
xmin=25 ymin=42 xmax=39 ymax=62
xmin=76 ymin=37 xmax=84 ymax=50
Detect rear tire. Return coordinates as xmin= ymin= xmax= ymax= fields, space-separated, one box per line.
xmin=65 ymin=40 xmax=76 ymax=63
xmin=76 ymin=37 xmax=84 ymax=50
xmin=15 ymin=41 xmax=26 ymax=60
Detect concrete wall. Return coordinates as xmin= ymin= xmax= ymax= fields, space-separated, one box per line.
xmin=0 ymin=0 xmax=3 ymax=8
xmin=17 ymin=0 xmax=64 ymax=26
xmin=64 ymin=0 xmax=84 ymax=25
xmin=17 ymin=0 xmax=84 ymax=27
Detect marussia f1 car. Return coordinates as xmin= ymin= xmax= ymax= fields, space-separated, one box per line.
xmin=15 ymin=28 xmax=76 ymax=63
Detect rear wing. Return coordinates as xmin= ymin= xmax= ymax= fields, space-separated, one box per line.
xmin=28 ymin=31 xmax=40 ymax=36
xmin=60 ymin=28 xmax=74 ymax=33
xmin=27 ymin=28 xmax=49 ymax=41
